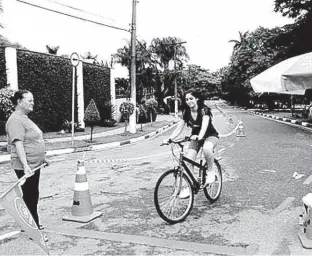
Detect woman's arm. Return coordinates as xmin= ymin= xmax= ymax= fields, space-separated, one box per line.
xmin=197 ymin=115 xmax=210 ymax=140
xmin=14 ymin=141 xmax=31 ymax=175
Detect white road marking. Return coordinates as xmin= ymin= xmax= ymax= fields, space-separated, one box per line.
xmin=262 ymin=169 xmax=277 ymax=173
xmin=271 ymin=197 xmax=296 ymax=216
xmin=303 ymin=175 xmax=312 ymax=185
xmin=0 ymin=230 xmax=20 ymax=241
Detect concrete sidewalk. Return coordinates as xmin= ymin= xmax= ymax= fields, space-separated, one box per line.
xmin=249 ymin=109 xmax=312 ymax=129
xmin=0 ymin=114 xmax=178 ymax=164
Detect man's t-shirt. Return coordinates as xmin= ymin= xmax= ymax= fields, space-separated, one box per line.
xmin=183 ymin=106 xmax=219 ymax=138
xmin=6 ymin=111 xmax=45 ymax=170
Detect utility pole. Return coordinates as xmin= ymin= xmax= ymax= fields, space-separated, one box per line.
xmin=172 ymin=41 xmax=187 ymax=118
xmin=129 ymin=0 xmax=137 ymax=133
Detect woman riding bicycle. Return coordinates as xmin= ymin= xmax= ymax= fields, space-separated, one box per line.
xmin=163 ymin=88 xmax=219 ymax=187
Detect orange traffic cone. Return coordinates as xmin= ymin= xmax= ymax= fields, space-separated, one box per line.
xmin=236 ymin=121 xmax=246 ymax=137
xmin=63 ymin=160 xmax=102 ymax=223
xmin=298 ymin=193 xmax=312 ymax=249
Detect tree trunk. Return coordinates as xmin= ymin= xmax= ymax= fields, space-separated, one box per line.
xmin=124 ymin=120 xmax=128 ymax=133
xmin=90 ymin=126 xmax=93 ymax=142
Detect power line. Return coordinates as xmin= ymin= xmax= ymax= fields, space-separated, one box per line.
xmin=16 ymin=0 xmax=130 ymax=33
xmin=46 ymin=0 xmax=116 ymax=24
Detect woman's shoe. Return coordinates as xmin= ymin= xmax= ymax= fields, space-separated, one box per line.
xmin=38 ymin=225 xmax=44 ymax=230
xmin=178 ymin=187 xmax=190 ymax=199
xmin=204 ymin=172 xmax=216 ymax=187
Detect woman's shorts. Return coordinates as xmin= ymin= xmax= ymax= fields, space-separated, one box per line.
xmin=188 ymin=136 xmax=219 ymax=152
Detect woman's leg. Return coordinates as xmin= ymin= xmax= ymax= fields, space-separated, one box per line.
xmin=14 ymin=169 xmax=41 ymax=227
xmin=187 ymin=140 xmax=200 ymax=173
xmin=202 ymin=137 xmax=219 ymax=183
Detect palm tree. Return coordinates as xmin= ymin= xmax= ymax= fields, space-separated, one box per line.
xmin=229 ymin=31 xmax=249 ymax=53
xmin=81 ymin=51 xmax=99 ymax=64
xmin=46 ymin=45 xmax=59 ymax=55
xmin=113 ymin=40 xmax=157 ymax=99
xmin=149 ymin=37 xmax=189 ymax=103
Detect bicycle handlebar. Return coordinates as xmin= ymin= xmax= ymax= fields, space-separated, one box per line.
xmin=161 ymin=136 xmax=204 ymax=147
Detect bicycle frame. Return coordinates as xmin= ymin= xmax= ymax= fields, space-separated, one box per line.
xmin=173 ymin=141 xmax=207 ymax=193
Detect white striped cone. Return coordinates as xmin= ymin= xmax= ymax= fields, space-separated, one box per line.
xmin=62 ymin=160 xmax=102 ymax=223
xmin=236 ymin=121 xmax=246 ymax=137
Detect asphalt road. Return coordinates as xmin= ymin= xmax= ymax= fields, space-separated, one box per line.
xmin=1 ymin=103 xmax=312 ymax=255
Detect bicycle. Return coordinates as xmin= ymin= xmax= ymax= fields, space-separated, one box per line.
xmin=154 ymin=137 xmax=222 ymax=224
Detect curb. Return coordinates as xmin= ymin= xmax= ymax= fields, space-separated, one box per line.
xmin=0 ymin=121 xmax=179 ymax=164
xmin=249 ymin=110 xmax=312 ymax=129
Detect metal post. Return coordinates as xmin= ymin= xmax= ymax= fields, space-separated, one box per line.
xmin=174 ymin=50 xmax=178 ymax=118
xmin=129 ymin=0 xmax=137 ymax=133
xmin=71 ymin=66 xmax=76 ymax=146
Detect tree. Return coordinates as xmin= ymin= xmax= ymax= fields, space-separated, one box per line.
xmin=149 ymin=37 xmax=189 ymax=106
xmin=84 ymin=99 xmax=100 ymax=142
xmin=228 ymin=31 xmax=250 ymax=54
xmin=119 ymin=101 xmax=134 ymax=134
xmin=145 ymin=98 xmax=158 ymax=126
xmin=81 ymin=51 xmax=99 ymax=64
xmin=223 ymin=26 xmax=292 ymax=105
xmin=113 ymin=40 xmax=158 ymax=101
xmin=274 ymin=0 xmax=312 ymax=20
xmin=0 ymin=87 xmax=14 ymax=120
xmin=46 ymin=45 xmax=59 ymax=55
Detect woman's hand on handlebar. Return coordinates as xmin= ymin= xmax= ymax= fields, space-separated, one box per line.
xmin=190 ymin=135 xmax=199 ymax=141
xmin=160 ymin=138 xmax=171 ymax=146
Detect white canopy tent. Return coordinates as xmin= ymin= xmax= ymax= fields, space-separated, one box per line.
xmin=250 ymin=52 xmax=312 ymax=95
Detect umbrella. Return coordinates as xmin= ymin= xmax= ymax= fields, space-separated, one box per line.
xmin=250 ymin=52 xmax=312 ymax=95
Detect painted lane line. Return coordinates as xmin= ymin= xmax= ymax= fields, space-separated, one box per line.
xmin=46 ymin=226 xmax=258 ymax=256
xmin=271 ymin=197 xmax=296 ymax=216
xmin=262 ymin=169 xmax=277 ymax=173
xmin=0 ymin=230 xmax=20 ymax=241
xmin=303 ymin=175 xmax=312 ymax=185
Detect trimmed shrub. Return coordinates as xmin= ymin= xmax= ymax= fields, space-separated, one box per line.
xmin=0 ymin=87 xmax=14 ymax=120
xmin=145 ymin=98 xmax=158 ymax=122
xmin=84 ymin=99 xmax=100 ymax=142
xmin=83 ymin=63 xmax=111 ymax=121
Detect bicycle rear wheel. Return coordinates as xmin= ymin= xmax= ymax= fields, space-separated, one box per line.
xmin=203 ymin=159 xmax=222 ymax=203
xmin=154 ymin=169 xmax=194 ymax=224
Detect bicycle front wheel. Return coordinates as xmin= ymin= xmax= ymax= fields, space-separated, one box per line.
xmin=154 ymin=169 xmax=194 ymax=224
xmin=203 ymin=159 xmax=222 ymax=203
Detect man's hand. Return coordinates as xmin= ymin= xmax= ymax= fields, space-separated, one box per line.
xmin=23 ymin=164 xmax=33 ymax=178
xmin=43 ymin=158 xmax=50 ymax=167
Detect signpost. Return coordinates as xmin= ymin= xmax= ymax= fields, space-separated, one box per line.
xmin=70 ymin=52 xmax=79 ymax=146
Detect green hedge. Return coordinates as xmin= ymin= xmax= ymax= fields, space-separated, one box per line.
xmin=0 ymin=47 xmax=7 ymax=89
xmin=17 ymin=50 xmax=73 ymax=132
xmin=83 ymin=63 xmax=111 ymax=120
xmin=0 ymin=48 xmax=111 ymax=134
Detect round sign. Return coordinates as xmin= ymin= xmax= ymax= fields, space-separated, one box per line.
xmin=70 ymin=52 xmax=80 ymax=67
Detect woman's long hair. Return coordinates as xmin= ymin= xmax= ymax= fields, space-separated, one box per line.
xmin=181 ymin=88 xmax=212 ymax=117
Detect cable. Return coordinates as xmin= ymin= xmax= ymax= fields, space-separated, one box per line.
xmin=17 ymin=0 xmax=130 ymax=33
xmin=46 ymin=0 xmax=116 ymax=24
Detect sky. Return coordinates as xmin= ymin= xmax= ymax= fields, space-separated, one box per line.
xmin=3 ymin=0 xmax=293 ymax=77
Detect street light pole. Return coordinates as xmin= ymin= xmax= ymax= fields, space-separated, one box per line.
xmin=129 ymin=0 xmax=137 ymax=133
